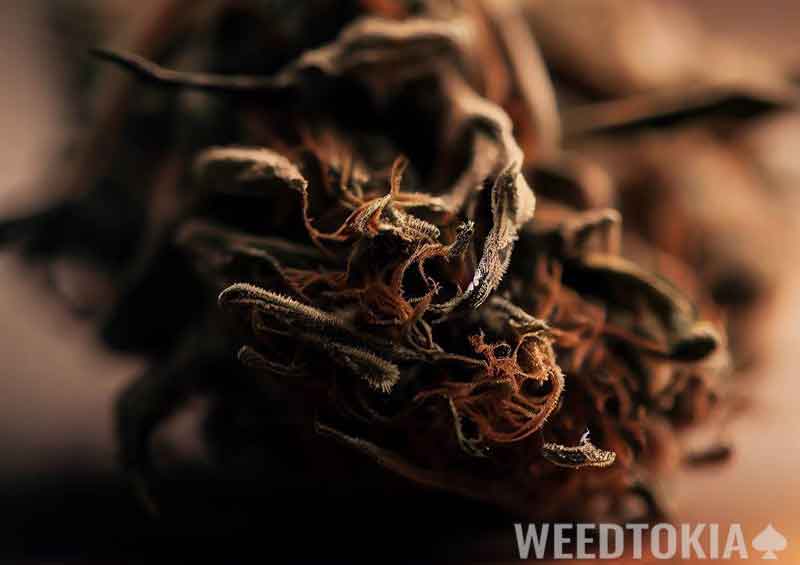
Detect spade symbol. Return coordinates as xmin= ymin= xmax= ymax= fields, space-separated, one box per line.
xmin=752 ymin=524 xmax=787 ymax=559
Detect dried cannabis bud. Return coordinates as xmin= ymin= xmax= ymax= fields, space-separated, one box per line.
xmin=3 ymin=0 xmax=796 ymax=523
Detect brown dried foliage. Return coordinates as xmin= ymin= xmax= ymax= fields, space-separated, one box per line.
xmin=6 ymin=0 xmax=792 ymax=522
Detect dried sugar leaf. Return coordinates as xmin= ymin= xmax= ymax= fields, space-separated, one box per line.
xmin=278 ymin=16 xmax=472 ymax=84
xmin=219 ymin=283 xmax=480 ymax=371
xmin=464 ymin=172 xmax=531 ymax=309
xmin=524 ymin=203 xmax=622 ymax=255
xmin=221 ymin=285 xmax=401 ymax=392
xmin=559 ymin=208 xmax=622 ymax=257
xmin=7 ymin=0 xmax=746 ymax=526
xmin=96 ymin=15 xmax=535 ymax=313
xmin=237 ymin=345 xmax=308 ymax=377
xmin=323 ymin=342 xmax=401 ymax=393
xmin=193 ymin=146 xmax=307 ymax=195
xmin=541 ymin=431 xmax=616 ymax=470
xmin=219 ymin=283 xmax=346 ymax=333
xmin=565 ymin=252 xmax=721 ymax=359
xmin=433 ymin=73 xmax=536 ymax=312
xmin=91 ymin=17 xmax=472 ymax=94
xmin=177 ymin=220 xmax=328 ymax=266
xmin=176 ymin=219 xmax=331 ymax=290
xmin=666 ymin=321 xmax=723 ymax=363
xmin=530 ymin=156 xmax=616 ymax=211
xmin=485 ymin=295 xmax=549 ymax=334
xmin=442 ymin=131 xmax=502 ymax=213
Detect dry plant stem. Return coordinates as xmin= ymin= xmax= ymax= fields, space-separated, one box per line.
xmin=562 ymin=84 xmax=799 ymax=137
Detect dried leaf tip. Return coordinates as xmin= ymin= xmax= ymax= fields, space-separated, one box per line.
xmin=542 ymin=430 xmax=617 ymax=469
xmin=193 ymin=146 xmax=308 ymax=195
xmin=325 ymin=342 xmax=401 ymax=393
xmin=218 ymin=283 xmax=342 ymax=330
